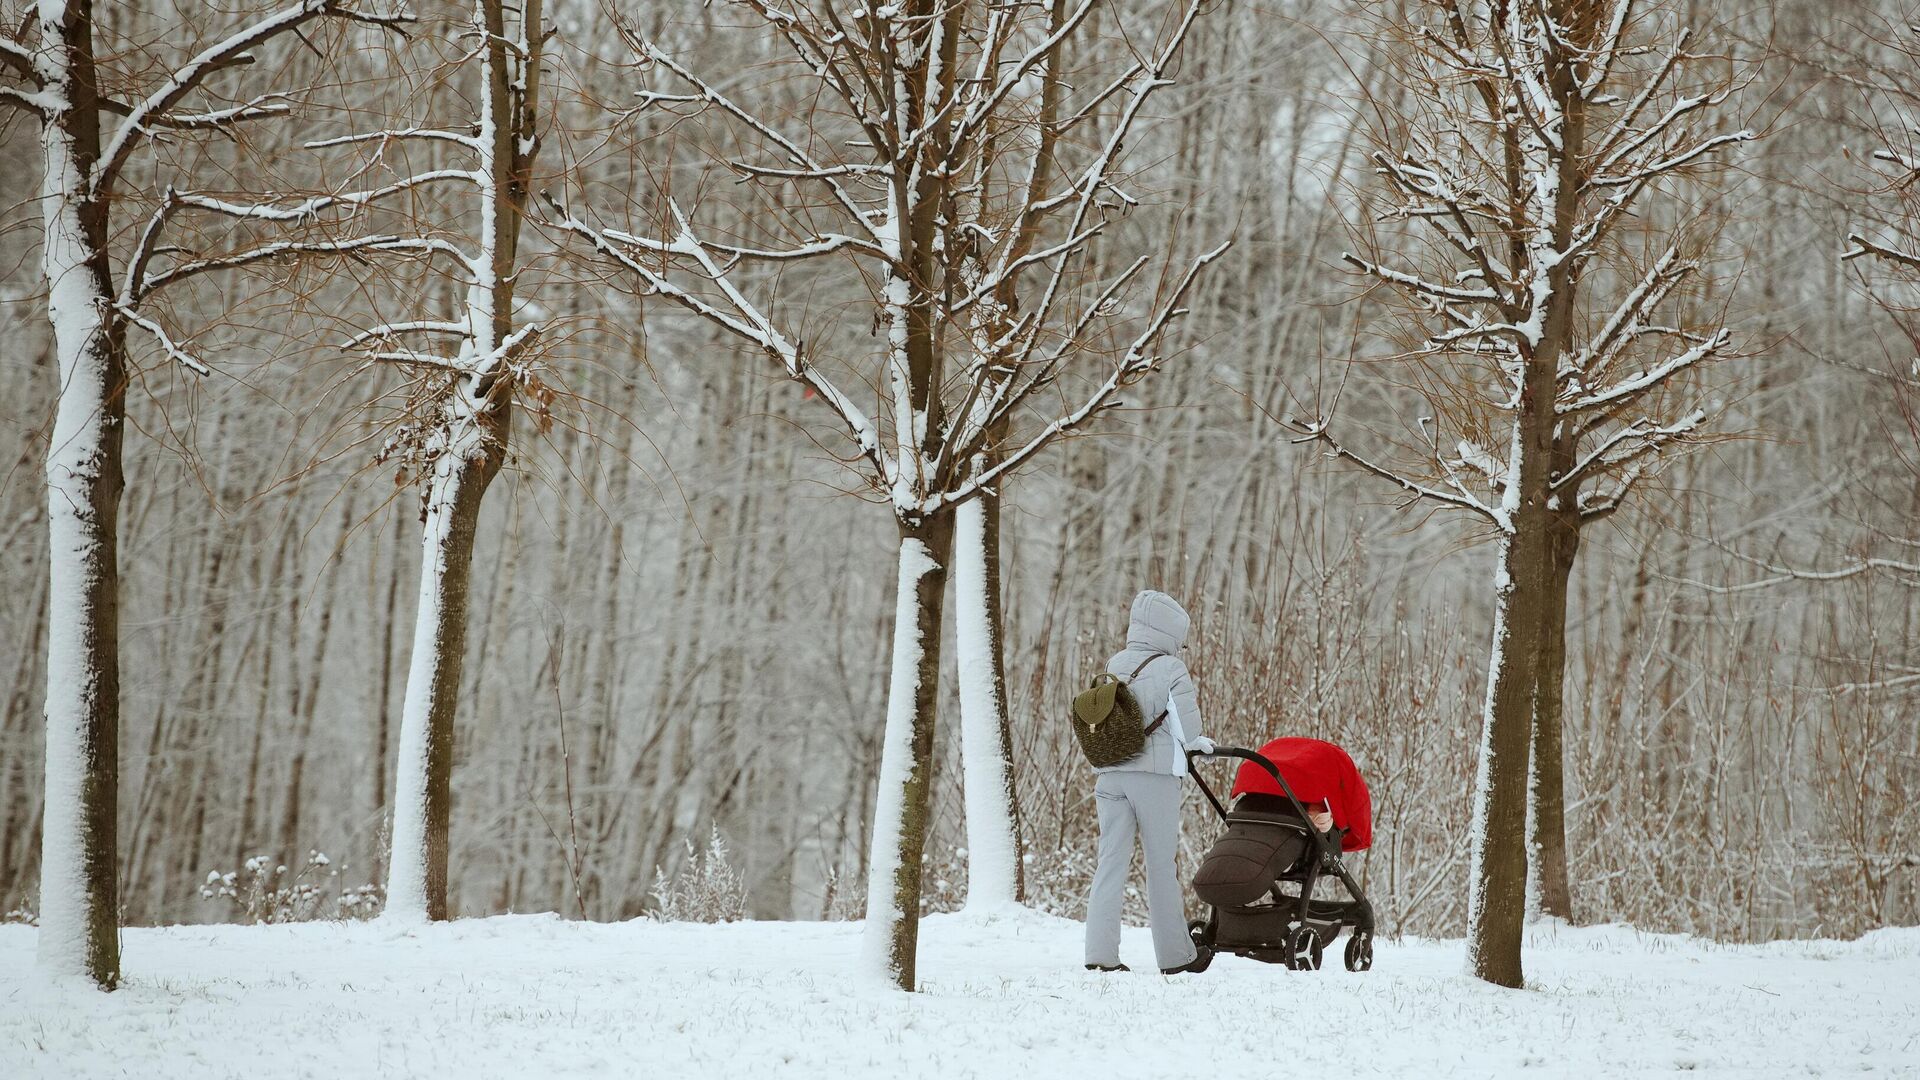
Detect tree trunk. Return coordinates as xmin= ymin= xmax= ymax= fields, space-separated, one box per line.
xmin=953 ymin=491 xmax=1024 ymax=909
xmin=36 ymin=0 xmax=124 ymax=990
xmin=862 ymin=511 xmax=955 ymax=990
xmin=1467 ymin=523 xmax=1551 ymax=988
xmin=1529 ymin=521 xmax=1579 ymax=921
xmin=383 ymin=405 xmax=507 ymax=922
xmin=280 ymin=508 xmax=345 ymax=863
xmin=371 ymin=524 xmax=403 ymax=879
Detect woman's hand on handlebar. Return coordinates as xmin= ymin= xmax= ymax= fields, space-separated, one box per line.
xmin=1187 ymin=736 xmax=1216 ymax=755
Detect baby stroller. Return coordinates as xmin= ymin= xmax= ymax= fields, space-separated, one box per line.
xmin=1184 ymin=739 xmax=1376 ymax=972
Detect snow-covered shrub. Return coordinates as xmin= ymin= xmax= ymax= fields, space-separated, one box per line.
xmin=198 ymin=851 xmax=381 ymax=925
xmin=334 ymin=882 xmax=385 ymax=921
xmin=2 ymin=904 xmax=37 ymax=926
xmin=650 ymin=827 xmax=749 ymax=922
xmin=918 ymin=845 xmax=968 ymax=915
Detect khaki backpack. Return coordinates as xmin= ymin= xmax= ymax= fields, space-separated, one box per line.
xmin=1070 ymin=654 xmax=1168 ymax=768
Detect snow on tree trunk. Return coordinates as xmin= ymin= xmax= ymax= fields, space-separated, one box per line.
xmin=863 ymin=516 xmax=954 ymax=989
xmin=1466 ymin=533 xmax=1547 ymax=988
xmin=383 ymin=419 xmax=504 ymax=922
xmin=953 ymin=493 xmax=1022 ymax=910
xmin=35 ymin=0 xmax=124 ymax=990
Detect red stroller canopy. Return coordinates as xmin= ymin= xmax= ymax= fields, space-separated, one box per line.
xmin=1229 ymin=737 xmax=1373 ymax=852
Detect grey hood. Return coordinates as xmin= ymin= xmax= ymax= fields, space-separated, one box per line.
xmin=1126 ymin=590 xmax=1190 ymax=656
xmin=1100 ymin=590 xmax=1205 ymax=776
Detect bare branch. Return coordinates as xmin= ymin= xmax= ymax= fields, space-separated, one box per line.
xmin=96 ymin=1 xmax=415 ymax=195
xmin=1559 ymin=329 xmax=1732 ymax=414
xmin=1286 ymin=418 xmax=1511 ymax=532
xmin=116 ymin=305 xmax=213 ymax=376
xmin=545 ymin=197 xmax=889 ymax=481
xmin=942 ymin=242 xmax=1232 ymax=511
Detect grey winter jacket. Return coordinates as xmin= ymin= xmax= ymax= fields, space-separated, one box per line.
xmin=1096 ymin=590 xmax=1207 ymax=776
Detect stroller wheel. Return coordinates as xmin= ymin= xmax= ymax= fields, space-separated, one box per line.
xmin=1187 ymin=917 xmax=1215 ymax=949
xmin=1343 ymin=930 xmax=1374 ymax=973
xmin=1283 ymin=925 xmax=1323 ymax=971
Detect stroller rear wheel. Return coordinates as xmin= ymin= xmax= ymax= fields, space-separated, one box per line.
xmin=1343 ymin=930 xmax=1374 ymax=972
xmin=1282 ymin=924 xmax=1323 ymax=971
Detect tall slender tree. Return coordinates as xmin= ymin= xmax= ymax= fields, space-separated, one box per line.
xmin=1293 ymin=0 xmax=1750 ymax=984
xmin=0 ymin=0 xmax=408 ymax=989
xmin=177 ymin=0 xmax=550 ymax=921
xmin=553 ymin=0 xmax=1224 ymax=987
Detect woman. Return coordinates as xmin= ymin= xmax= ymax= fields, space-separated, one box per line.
xmin=1083 ymin=589 xmax=1214 ymax=974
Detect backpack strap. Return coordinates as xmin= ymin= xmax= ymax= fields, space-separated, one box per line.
xmin=1124 ymin=653 xmax=1172 ymax=735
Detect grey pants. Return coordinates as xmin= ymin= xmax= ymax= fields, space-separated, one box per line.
xmin=1084 ymin=770 xmax=1196 ymax=970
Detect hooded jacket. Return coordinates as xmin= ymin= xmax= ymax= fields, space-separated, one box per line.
xmin=1098 ymin=590 xmax=1207 ymax=776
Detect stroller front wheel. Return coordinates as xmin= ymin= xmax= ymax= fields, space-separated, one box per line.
xmin=1283 ymin=925 xmax=1323 ymax=971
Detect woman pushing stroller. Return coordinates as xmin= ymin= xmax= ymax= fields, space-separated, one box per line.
xmin=1081 ymin=590 xmax=1215 ymax=975
xmin=1078 ymin=589 xmax=1376 ymax=975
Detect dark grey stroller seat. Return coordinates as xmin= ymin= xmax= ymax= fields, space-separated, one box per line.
xmin=1191 ymin=795 xmax=1312 ymax=907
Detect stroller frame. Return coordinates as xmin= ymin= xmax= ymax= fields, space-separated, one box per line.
xmin=1185 ymin=747 xmax=1377 ymax=972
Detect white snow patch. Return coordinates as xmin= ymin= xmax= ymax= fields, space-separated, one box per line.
xmin=2 ymin=917 xmax=1916 ymax=1078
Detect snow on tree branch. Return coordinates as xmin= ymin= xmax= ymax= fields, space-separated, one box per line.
xmin=116 ymin=305 xmax=212 ymax=376
xmin=0 ymin=34 xmax=36 ymax=85
xmin=543 ymin=200 xmax=890 ymax=485
xmin=1843 ymin=232 xmax=1920 ymax=272
xmin=95 ymin=1 xmax=417 ymax=197
xmin=1558 ymin=330 xmax=1732 ymax=415
xmin=1285 ymin=415 xmax=1512 ymax=532
xmin=1553 ymin=409 xmax=1707 ymax=491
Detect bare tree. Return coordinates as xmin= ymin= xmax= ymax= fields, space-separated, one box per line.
xmin=552 ymin=0 xmax=1224 ymax=988
xmin=0 ymin=0 xmax=408 ymax=989
xmin=173 ymin=0 xmax=551 ymax=922
xmin=1290 ymin=0 xmax=1750 ymax=985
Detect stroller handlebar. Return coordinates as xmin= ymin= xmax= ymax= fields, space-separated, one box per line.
xmin=1185 ymin=745 xmax=1283 ymax=779
xmin=1184 ymin=746 xmax=1339 ymax=861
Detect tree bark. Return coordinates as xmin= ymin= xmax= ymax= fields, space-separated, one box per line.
xmin=863 ymin=510 xmax=955 ymax=990
xmin=1530 ymin=519 xmax=1579 ymax=921
xmin=1468 ymin=520 xmax=1551 ymax=988
xmin=35 ymin=0 xmax=124 ymax=990
xmin=383 ymin=411 xmax=507 ymax=922
xmin=954 ymin=489 xmax=1025 ymax=909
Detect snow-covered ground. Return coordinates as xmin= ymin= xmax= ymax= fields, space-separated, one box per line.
xmin=2 ymin=911 xmax=1915 ymax=1078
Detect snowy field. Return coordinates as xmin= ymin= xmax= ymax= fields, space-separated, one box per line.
xmin=2 ymin=911 xmax=1916 ymax=1078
